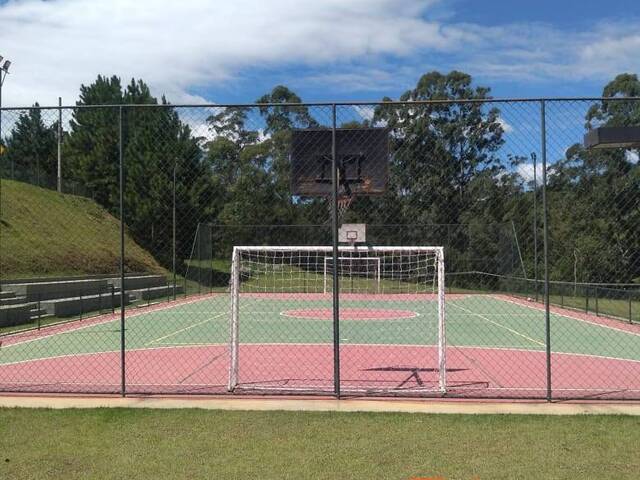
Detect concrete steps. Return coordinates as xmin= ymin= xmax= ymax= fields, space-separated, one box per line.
xmin=0 ymin=295 xmax=29 ymax=306
xmin=130 ymin=284 xmax=185 ymax=301
xmin=41 ymin=291 xmax=133 ymax=317
xmin=0 ymin=303 xmax=37 ymax=327
xmin=1 ymin=275 xmax=173 ymax=327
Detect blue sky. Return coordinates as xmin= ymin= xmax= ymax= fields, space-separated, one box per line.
xmin=0 ymin=0 xmax=639 ymax=106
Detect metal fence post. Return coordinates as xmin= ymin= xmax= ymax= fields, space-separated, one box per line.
xmin=173 ymin=162 xmax=177 ymax=301
xmin=331 ymin=103 xmax=340 ymax=398
xmin=532 ymin=152 xmax=539 ymax=303
xmin=119 ymin=105 xmax=126 ymax=397
xmin=595 ymin=287 xmax=599 ymax=316
xmin=57 ymin=97 xmax=62 ymax=193
xmin=586 ymin=287 xmax=590 ymax=314
xmin=37 ymin=293 xmax=41 ymax=330
xmin=541 ymin=100 xmax=552 ymax=402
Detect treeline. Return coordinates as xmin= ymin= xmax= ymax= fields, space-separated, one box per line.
xmin=0 ymin=72 xmax=638 ymax=284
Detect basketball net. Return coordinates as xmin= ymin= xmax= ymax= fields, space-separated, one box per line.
xmin=337 ymin=193 xmax=355 ymax=220
xmin=326 ymin=169 xmax=356 ymax=222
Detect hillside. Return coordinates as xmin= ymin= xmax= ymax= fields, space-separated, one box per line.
xmin=0 ymin=179 xmax=165 ymax=279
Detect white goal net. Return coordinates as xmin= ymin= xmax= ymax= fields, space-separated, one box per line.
xmin=228 ymin=246 xmax=446 ymax=393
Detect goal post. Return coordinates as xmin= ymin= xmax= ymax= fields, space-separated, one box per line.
xmin=227 ymin=245 xmax=446 ymax=393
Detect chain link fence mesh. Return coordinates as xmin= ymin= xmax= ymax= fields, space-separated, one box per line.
xmin=0 ymin=98 xmax=638 ymax=399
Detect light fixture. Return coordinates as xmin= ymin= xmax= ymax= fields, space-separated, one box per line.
xmin=584 ymin=126 xmax=640 ymax=149
xmin=2 ymin=60 xmax=11 ymax=72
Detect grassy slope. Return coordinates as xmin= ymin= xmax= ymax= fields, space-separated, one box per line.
xmin=0 ymin=179 xmax=164 ymax=279
xmin=0 ymin=409 xmax=638 ymax=480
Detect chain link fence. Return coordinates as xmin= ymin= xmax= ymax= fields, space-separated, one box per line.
xmin=0 ymin=98 xmax=638 ymax=399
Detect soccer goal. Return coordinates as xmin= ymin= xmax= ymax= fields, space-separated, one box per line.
xmin=228 ymin=246 xmax=446 ymax=393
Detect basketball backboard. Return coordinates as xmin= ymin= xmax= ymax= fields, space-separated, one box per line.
xmin=290 ymin=128 xmax=389 ymax=197
xmin=338 ymin=223 xmax=366 ymax=244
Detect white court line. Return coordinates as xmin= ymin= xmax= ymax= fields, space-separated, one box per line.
xmin=145 ymin=312 xmax=226 ymax=346
xmin=492 ymin=295 xmax=640 ymax=338
xmin=3 ymin=341 xmax=640 ymax=369
xmin=0 ymin=295 xmax=220 ymax=350
xmin=449 ymin=302 xmax=545 ymax=347
xmin=279 ymin=310 xmax=420 ymax=321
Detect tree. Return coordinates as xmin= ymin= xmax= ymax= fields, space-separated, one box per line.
xmin=64 ymin=75 xmax=211 ymax=270
xmin=205 ymin=86 xmax=321 ymax=251
xmin=64 ymin=75 xmax=124 ymax=207
xmin=547 ymin=74 xmax=640 ymax=283
xmin=3 ymin=104 xmax=58 ymax=185
xmin=373 ymin=71 xmax=505 ymax=226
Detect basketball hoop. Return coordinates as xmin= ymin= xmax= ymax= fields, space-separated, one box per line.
xmin=336 ymin=193 xmax=355 ymax=220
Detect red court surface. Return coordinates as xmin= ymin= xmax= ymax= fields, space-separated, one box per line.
xmin=2 ymin=344 xmax=640 ymax=400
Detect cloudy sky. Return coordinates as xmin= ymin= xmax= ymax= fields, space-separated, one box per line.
xmin=0 ymin=0 xmax=639 ymax=107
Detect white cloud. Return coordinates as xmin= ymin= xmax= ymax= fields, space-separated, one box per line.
xmin=0 ymin=0 xmax=468 ymax=107
xmin=625 ymin=150 xmax=639 ymax=164
xmin=459 ymin=21 xmax=640 ymax=83
xmin=0 ymin=1 xmax=639 ymax=110
xmin=497 ymin=117 xmax=514 ymax=134
xmin=516 ymin=162 xmax=544 ymax=183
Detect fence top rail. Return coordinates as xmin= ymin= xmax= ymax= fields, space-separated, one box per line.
xmin=3 ymin=96 xmax=640 ymax=111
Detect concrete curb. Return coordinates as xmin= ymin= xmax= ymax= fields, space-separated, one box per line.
xmin=1 ymin=395 xmax=639 ymax=415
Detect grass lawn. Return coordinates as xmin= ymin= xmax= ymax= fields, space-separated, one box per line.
xmin=548 ymin=293 xmax=639 ymax=323
xmin=1 ymin=408 xmax=639 ymax=479
xmin=0 ymin=179 xmax=164 ymax=278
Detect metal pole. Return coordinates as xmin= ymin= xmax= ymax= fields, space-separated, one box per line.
xmin=173 ymin=162 xmax=177 ymax=301
xmin=541 ymin=100 xmax=552 ymax=402
xmin=532 ymin=152 xmax=539 ymax=302
xmin=511 ymin=220 xmax=527 ymax=279
xmin=0 ymin=70 xmax=3 ymax=298
xmin=119 ymin=106 xmax=126 ymax=397
xmin=331 ymin=104 xmax=340 ymax=398
xmin=0 ymin=69 xmax=3 ymax=151
xmin=57 ymin=97 xmax=62 ymax=193
xmin=586 ymin=287 xmax=589 ymax=313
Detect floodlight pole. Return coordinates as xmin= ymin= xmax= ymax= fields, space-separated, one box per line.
xmin=0 ymin=70 xmax=3 ymax=142
xmin=0 ymin=57 xmax=10 ymax=160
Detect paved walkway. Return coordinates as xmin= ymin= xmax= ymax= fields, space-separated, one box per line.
xmin=1 ymin=395 xmax=639 ymax=415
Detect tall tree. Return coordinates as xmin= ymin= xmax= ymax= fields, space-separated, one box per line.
xmin=4 ymin=104 xmax=58 ymax=184
xmin=205 ymin=86 xmax=320 ymax=251
xmin=64 ymin=75 xmax=211 ymax=270
xmin=548 ymin=74 xmax=640 ymax=283
xmin=367 ymin=71 xmax=510 ymax=273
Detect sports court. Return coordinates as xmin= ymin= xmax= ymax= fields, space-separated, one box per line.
xmin=2 ymin=289 xmax=639 ymax=399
